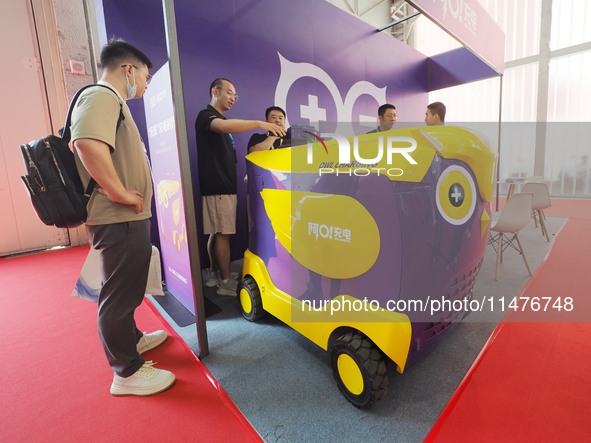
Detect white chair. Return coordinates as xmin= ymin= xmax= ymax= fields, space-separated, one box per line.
xmin=488 ymin=193 xmax=534 ymax=281
xmin=526 ymin=176 xmax=549 ymax=183
xmin=520 ymin=182 xmax=552 ymax=242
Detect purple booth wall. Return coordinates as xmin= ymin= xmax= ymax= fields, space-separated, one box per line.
xmin=100 ymin=0 xmax=434 ymax=267
xmin=175 ymin=0 xmax=428 ymax=264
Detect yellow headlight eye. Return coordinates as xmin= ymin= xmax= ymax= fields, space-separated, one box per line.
xmin=436 ymin=165 xmax=476 ymax=225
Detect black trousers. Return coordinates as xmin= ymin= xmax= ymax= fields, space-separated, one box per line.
xmin=88 ymin=219 xmax=152 ymax=377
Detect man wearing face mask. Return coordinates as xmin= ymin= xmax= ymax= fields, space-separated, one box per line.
xmin=71 ymin=38 xmax=175 ymax=396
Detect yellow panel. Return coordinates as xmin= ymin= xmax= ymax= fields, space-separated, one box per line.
xmin=242 ymin=250 xmax=412 ymax=373
xmin=246 ymin=126 xmax=496 ymax=201
xmin=247 ymin=130 xmax=435 ymax=183
xmin=261 ymin=189 xmax=380 ymax=279
xmin=480 ymin=208 xmax=491 ymax=238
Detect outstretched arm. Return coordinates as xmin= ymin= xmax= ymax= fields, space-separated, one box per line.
xmin=249 ymin=135 xmax=280 ymax=152
xmin=210 ymin=118 xmax=286 ymax=137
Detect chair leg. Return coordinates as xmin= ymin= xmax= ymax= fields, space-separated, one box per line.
xmin=538 ymin=209 xmax=550 ymax=242
xmin=532 ymin=209 xmax=543 ymax=238
xmin=514 ymin=233 xmax=532 ymax=276
xmin=495 ymin=233 xmax=503 ymax=280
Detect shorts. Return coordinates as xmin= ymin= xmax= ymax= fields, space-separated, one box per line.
xmin=202 ymin=194 xmax=237 ymax=235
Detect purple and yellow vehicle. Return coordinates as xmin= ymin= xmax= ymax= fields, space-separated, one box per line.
xmin=238 ymin=126 xmax=496 ymax=408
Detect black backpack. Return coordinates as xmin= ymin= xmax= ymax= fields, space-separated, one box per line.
xmin=20 ymin=84 xmax=123 ymax=228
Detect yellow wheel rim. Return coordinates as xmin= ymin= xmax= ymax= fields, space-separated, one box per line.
xmin=337 ymin=354 xmax=364 ymax=395
xmin=239 ymin=288 xmax=253 ymax=314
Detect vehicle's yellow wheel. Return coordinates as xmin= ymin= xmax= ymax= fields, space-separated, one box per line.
xmin=330 ymin=332 xmax=389 ymax=408
xmin=337 ymin=354 xmax=364 ymax=395
xmin=238 ymin=276 xmax=266 ymax=322
xmin=239 ymin=287 xmax=253 ymax=316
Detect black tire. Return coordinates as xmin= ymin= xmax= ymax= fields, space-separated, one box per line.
xmin=238 ymin=276 xmax=266 ymax=322
xmin=330 ymin=332 xmax=389 ymax=408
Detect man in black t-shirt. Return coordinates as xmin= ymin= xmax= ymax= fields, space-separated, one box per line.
xmin=247 ymin=106 xmax=290 ymax=153
xmin=195 ymin=78 xmax=285 ymax=296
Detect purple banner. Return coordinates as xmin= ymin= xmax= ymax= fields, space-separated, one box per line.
xmin=409 ymin=0 xmax=504 ymax=74
xmin=175 ymin=0 xmax=429 ymax=258
xmin=99 ymin=0 xmax=503 ymax=266
xmin=144 ymin=62 xmax=195 ymax=314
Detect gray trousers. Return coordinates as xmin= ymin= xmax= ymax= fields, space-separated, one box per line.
xmin=88 ymin=219 xmax=152 ymax=377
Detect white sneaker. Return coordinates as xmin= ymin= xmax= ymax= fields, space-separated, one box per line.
xmin=206 ymin=271 xmax=239 ymax=288
xmin=204 ymin=270 xmax=220 ymax=288
xmin=216 ymin=277 xmax=238 ymax=296
xmin=110 ymin=361 xmax=175 ymax=396
xmin=137 ymin=330 xmax=168 ymax=354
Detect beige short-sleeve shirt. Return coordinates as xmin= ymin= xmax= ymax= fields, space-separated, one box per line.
xmin=70 ymin=83 xmax=153 ymax=225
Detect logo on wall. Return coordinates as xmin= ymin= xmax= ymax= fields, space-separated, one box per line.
xmin=273 ymin=53 xmax=388 ymax=134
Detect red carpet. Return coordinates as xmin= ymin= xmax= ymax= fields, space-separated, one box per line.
xmin=426 ymin=200 xmax=591 ymax=442
xmin=0 ymin=246 xmax=261 ymax=442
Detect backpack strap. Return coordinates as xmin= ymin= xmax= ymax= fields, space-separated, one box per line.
xmin=60 ymin=84 xmax=125 ymax=197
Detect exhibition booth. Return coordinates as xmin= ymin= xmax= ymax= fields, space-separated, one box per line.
xmin=95 ymin=0 xmax=504 ymax=360
xmin=5 ymin=2 xmax=591 ymax=441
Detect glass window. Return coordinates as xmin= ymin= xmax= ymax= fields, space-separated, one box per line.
xmin=412 ymin=0 xmax=591 ymax=197
xmin=499 ymin=122 xmax=536 ymax=181
xmin=546 ymin=51 xmax=591 ymax=196
xmin=551 ymin=0 xmax=591 ymax=50
xmin=545 ymin=123 xmax=591 ymax=196
xmin=502 ymin=63 xmax=539 ymax=122
xmin=497 ymin=63 xmax=539 ymax=187
xmin=479 ymin=0 xmax=542 ymax=61
xmin=548 ymin=51 xmax=591 ymax=122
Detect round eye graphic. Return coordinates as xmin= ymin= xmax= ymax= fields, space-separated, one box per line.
xmin=436 ymin=165 xmax=476 ymax=225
